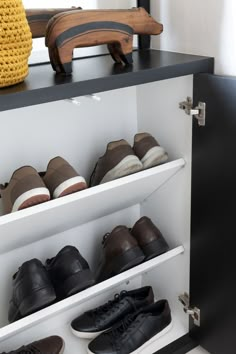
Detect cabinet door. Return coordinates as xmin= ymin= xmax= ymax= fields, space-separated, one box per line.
xmin=191 ymin=73 xmax=236 ymax=354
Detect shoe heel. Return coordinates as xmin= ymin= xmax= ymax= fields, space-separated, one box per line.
xmin=61 ymin=269 xmax=95 ymax=298
xmin=19 ymin=286 xmax=56 ymax=318
xmin=114 ymin=246 xmax=145 ymax=274
xmin=142 ymin=239 xmax=169 ymax=261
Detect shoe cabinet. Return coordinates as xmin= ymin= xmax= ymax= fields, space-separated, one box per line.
xmin=0 ymin=21 xmax=236 ymax=354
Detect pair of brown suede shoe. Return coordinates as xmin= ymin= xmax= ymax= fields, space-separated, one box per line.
xmin=90 ymin=132 xmax=168 ymax=186
xmin=96 ymin=216 xmax=170 ymax=282
xmin=0 ymin=157 xmax=87 ymax=215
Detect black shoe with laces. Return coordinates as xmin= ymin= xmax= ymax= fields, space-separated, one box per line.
xmin=88 ymin=300 xmax=172 ymax=354
xmin=71 ymin=286 xmax=154 ymax=339
xmin=8 ymin=259 xmax=56 ymax=323
xmin=1 ymin=335 xmax=65 ymax=354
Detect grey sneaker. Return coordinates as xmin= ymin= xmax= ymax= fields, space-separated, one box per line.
xmin=41 ymin=157 xmax=87 ymax=199
xmin=90 ymin=140 xmax=143 ymax=187
xmin=133 ymin=133 xmax=168 ymax=169
xmin=0 ymin=166 xmax=50 ymax=214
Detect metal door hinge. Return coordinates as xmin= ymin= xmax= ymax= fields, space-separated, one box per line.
xmin=179 ymin=293 xmax=200 ymax=327
xmin=179 ymin=97 xmax=206 ymax=126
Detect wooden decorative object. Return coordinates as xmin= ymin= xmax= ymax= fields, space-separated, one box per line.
xmin=46 ymin=8 xmax=163 ymax=75
xmin=26 ymin=7 xmax=82 ymax=38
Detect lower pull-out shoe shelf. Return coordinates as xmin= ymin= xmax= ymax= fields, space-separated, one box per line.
xmin=0 ymin=247 xmax=185 ymax=353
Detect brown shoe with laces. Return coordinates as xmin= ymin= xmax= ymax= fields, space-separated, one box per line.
xmin=0 ymin=166 xmax=50 ymax=214
xmin=95 ymin=225 xmax=145 ymax=282
xmin=90 ymin=140 xmax=143 ymax=187
xmin=1 ymin=335 xmax=65 ymax=354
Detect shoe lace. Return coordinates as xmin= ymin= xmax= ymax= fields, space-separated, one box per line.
xmin=2 ymin=345 xmax=41 ymax=354
xmin=107 ymin=313 xmax=146 ymax=350
xmin=92 ymin=290 xmax=128 ymax=320
xmin=18 ymin=345 xmax=41 ymax=354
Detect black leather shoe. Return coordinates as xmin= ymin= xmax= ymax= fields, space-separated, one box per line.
xmin=46 ymin=246 xmax=95 ymax=300
xmin=8 ymin=259 xmax=56 ymax=323
xmin=88 ymin=300 xmax=172 ymax=354
xmin=71 ymin=286 xmax=154 ymax=339
xmin=131 ymin=217 xmax=169 ymax=261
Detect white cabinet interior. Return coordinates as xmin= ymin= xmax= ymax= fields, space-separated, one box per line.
xmin=0 ymin=75 xmax=193 ymax=353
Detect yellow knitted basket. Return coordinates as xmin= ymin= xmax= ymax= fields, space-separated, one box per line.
xmin=0 ymin=0 xmax=32 ymax=88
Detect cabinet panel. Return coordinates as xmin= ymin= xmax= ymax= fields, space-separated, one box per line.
xmin=191 ymin=73 xmax=236 ymax=354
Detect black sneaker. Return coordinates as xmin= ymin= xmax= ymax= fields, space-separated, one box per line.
xmin=71 ymin=286 xmax=154 ymax=339
xmin=46 ymin=246 xmax=95 ymax=300
xmin=88 ymin=300 xmax=172 ymax=354
xmin=8 ymin=259 xmax=56 ymax=323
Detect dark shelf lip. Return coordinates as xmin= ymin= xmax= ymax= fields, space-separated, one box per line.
xmin=0 ymin=49 xmax=214 ymax=112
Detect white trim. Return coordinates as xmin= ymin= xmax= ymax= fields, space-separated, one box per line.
xmin=141 ymin=146 xmax=168 ymax=169
xmin=100 ymin=155 xmax=143 ymax=184
xmin=12 ymin=188 xmax=50 ymax=213
xmin=71 ymin=327 xmax=105 ymax=340
xmin=53 ymin=176 xmax=86 ymax=199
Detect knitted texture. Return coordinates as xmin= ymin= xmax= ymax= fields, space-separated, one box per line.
xmin=0 ymin=0 xmax=32 ymax=88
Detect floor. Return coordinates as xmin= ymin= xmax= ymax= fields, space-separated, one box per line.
xmin=188 ymin=347 xmax=209 ymax=354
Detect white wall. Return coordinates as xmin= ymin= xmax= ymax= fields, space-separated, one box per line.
xmin=151 ymin=0 xmax=236 ymax=76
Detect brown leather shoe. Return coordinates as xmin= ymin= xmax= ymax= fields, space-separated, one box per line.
xmin=131 ymin=217 xmax=169 ymax=260
xmin=0 ymin=166 xmax=50 ymax=214
xmin=2 ymin=335 xmax=65 ymax=354
xmin=95 ymin=226 xmax=145 ymax=282
xmin=90 ymin=140 xmax=143 ymax=187
xmin=133 ymin=133 xmax=168 ymax=169
xmin=42 ymin=156 xmax=87 ymax=198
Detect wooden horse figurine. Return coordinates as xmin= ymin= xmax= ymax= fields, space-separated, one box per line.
xmin=45 ymin=8 xmax=163 ymax=74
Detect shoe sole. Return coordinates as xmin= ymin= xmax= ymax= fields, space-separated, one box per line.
xmin=9 ymin=286 xmax=56 ymax=322
xmin=96 ymin=246 xmax=145 ymax=282
xmin=100 ymin=155 xmax=143 ymax=184
xmin=87 ymin=321 xmax=173 ymax=354
xmin=71 ymin=327 xmax=106 ymax=339
xmin=142 ymin=239 xmax=170 ymax=261
xmin=53 ymin=176 xmax=87 ymax=198
xmin=12 ymin=187 xmax=50 ymax=212
xmin=141 ymin=146 xmax=168 ymax=169
xmin=59 ymin=339 xmax=65 ymax=354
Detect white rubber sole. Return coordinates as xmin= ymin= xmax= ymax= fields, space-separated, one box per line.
xmin=100 ymin=155 xmax=143 ymax=184
xmin=12 ymin=187 xmax=50 ymax=212
xmin=60 ymin=339 xmax=65 ymax=354
xmin=53 ymin=176 xmax=87 ymax=198
xmin=71 ymin=326 xmax=105 ymax=339
xmin=87 ymin=321 xmax=173 ymax=354
xmin=141 ymin=146 xmax=168 ymax=169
